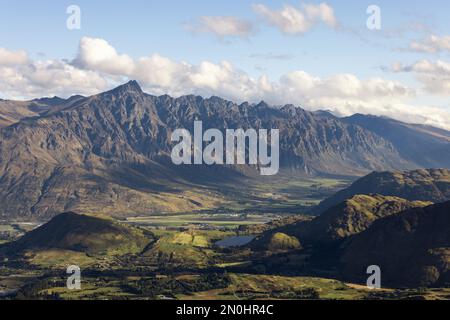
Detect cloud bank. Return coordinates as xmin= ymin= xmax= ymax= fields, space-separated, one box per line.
xmin=391 ymin=59 xmax=450 ymax=95
xmin=0 ymin=37 xmax=449 ymax=130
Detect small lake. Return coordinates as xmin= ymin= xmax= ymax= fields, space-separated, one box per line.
xmin=0 ymin=289 xmax=18 ymax=298
xmin=215 ymin=235 xmax=255 ymax=248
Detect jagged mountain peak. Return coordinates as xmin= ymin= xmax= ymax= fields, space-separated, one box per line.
xmin=106 ymin=80 xmax=144 ymax=96
xmin=255 ymin=101 xmax=271 ymax=109
xmin=31 ymin=96 xmax=66 ymax=106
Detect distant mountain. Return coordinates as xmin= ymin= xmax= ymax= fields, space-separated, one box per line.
xmin=0 ymin=95 xmax=85 ymax=127
xmin=253 ymin=194 xmax=429 ymax=248
xmin=344 ymin=114 xmax=450 ymax=169
xmin=0 ymin=100 xmax=42 ymax=127
xmin=315 ymin=169 xmax=450 ymax=214
xmin=0 ymin=81 xmax=448 ymax=220
xmin=340 ymin=201 xmax=450 ymax=287
xmin=0 ymin=212 xmax=154 ymax=256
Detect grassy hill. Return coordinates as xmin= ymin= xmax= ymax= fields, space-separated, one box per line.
xmin=140 ymin=230 xmax=221 ymax=268
xmin=0 ymin=212 xmax=155 ymax=266
xmin=251 ymin=232 xmax=302 ymax=252
xmin=252 ymin=194 xmax=431 ymax=248
xmin=315 ymin=169 xmax=450 ymax=214
xmin=295 ymin=194 xmax=431 ymax=245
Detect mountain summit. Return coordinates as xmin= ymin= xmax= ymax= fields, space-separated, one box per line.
xmin=108 ymin=80 xmax=144 ymax=95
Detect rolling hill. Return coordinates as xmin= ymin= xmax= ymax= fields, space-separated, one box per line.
xmin=0 ymin=212 xmax=155 ymax=257
xmin=315 ymin=169 xmax=450 ymax=214
xmin=252 ymin=194 xmax=430 ymax=248
xmin=292 ymin=194 xmax=431 ymax=245
xmin=251 ymin=232 xmax=302 ymax=252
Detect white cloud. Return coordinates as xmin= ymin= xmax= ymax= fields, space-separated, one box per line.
xmin=1 ymin=38 xmax=449 ymax=130
xmin=186 ymin=16 xmax=254 ymax=39
xmin=303 ymin=3 xmax=338 ymax=28
xmin=0 ymin=48 xmax=28 ymax=66
xmin=0 ymin=45 xmax=108 ymax=99
xmin=134 ymin=55 xmax=183 ymax=88
xmin=73 ymin=37 xmax=135 ymax=75
xmin=253 ymin=2 xmax=338 ymax=35
xmin=410 ymin=35 xmax=450 ymax=53
xmin=391 ymin=60 xmax=450 ymax=95
xmin=257 ymin=72 xmax=450 ymax=129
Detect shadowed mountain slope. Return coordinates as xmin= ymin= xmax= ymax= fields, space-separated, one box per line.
xmin=340 ymin=201 xmax=450 ymax=287
xmin=344 ymin=114 xmax=450 ymax=169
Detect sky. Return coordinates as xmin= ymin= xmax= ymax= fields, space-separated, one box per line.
xmin=0 ymin=0 xmax=450 ymax=129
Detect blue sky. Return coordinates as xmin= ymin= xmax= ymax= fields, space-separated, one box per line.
xmin=0 ymin=1 xmax=449 ymax=129
xmin=2 ymin=0 xmax=449 ymax=78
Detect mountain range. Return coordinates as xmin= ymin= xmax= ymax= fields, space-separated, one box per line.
xmin=0 ymin=81 xmax=449 ymax=220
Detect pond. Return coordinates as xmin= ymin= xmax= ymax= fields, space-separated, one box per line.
xmin=215 ymin=235 xmax=255 ymax=248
